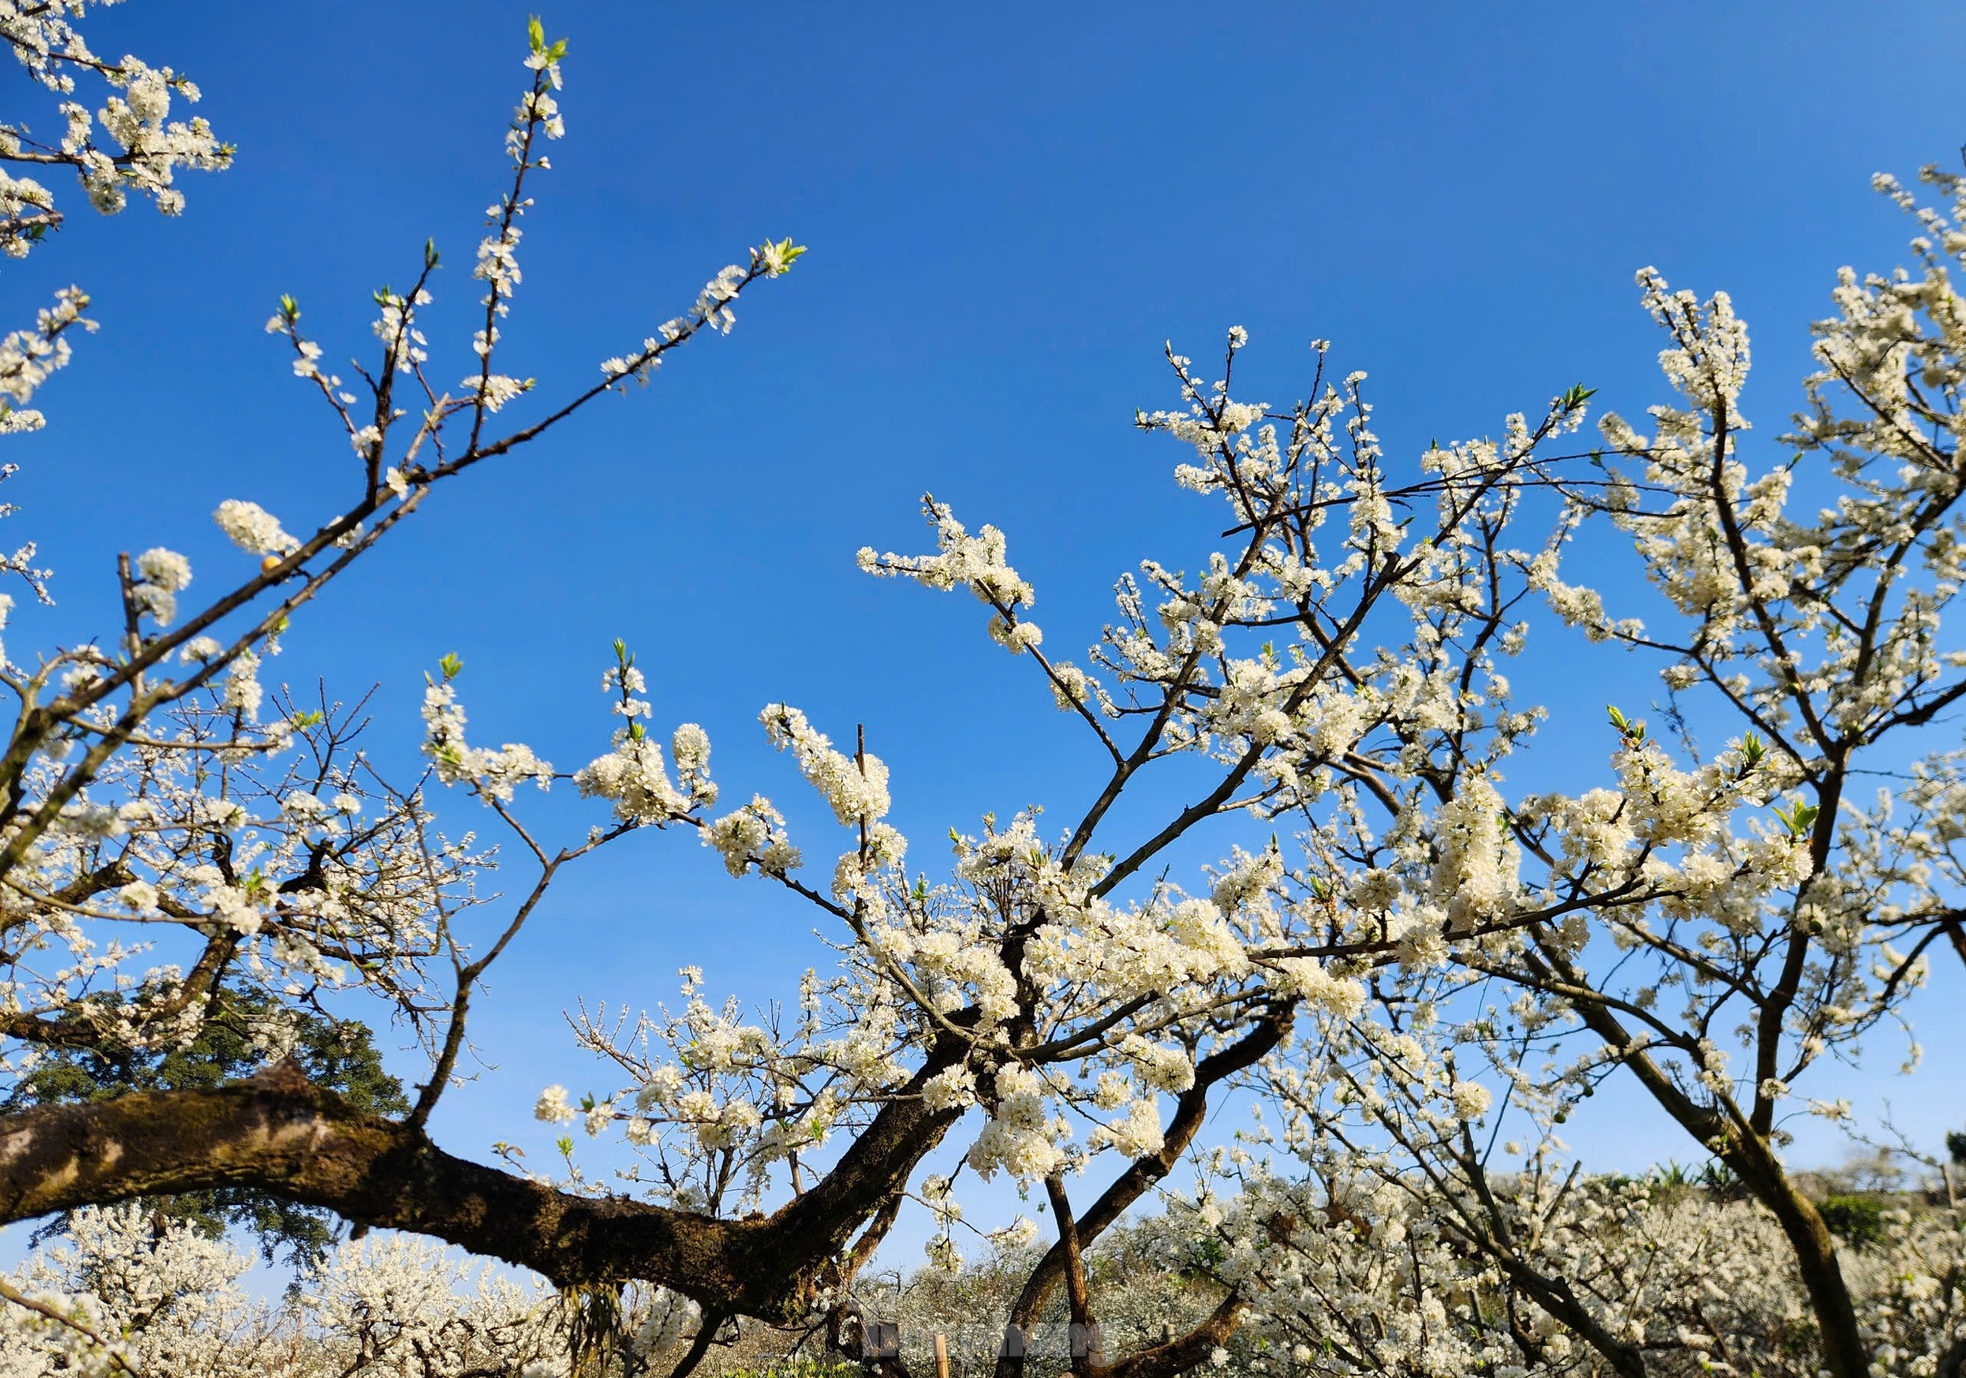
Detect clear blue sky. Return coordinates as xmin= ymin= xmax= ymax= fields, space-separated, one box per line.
xmin=6 ymin=0 xmax=1966 ymax=1276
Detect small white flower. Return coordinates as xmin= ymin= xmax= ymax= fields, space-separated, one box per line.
xmin=534 ymin=1085 xmax=577 ymax=1124
xmin=213 ymin=499 xmax=297 ymax=555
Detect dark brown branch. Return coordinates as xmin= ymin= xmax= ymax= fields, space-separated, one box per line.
xmin=0 ymin=1062 xmax=940 ymax=1325
xmin=1002 ymin=1005 xmax=1292 ymax=1360
xmin=1097 ymin=1293 xmax=1246 ymax=1378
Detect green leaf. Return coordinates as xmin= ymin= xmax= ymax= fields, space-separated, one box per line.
xmin=1773 ymin=801 xmax=1819 ymax=839
xmin=438 ymin=652 xmax=463 ymax=681
xmin=1740 ymin=732 xmax=1765 ymax=769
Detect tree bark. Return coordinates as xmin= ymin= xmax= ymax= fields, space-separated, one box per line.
xmin=1519 ymin=944 xmax=1870 ymax=1378
xmin=0 ymin=1056 xmax=962 ymax=1324
xmin=1728 ymin=1137 xmax=1870 ymax=1378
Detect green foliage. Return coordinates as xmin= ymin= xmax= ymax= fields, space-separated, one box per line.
xmin=1817 ymin=1195 xmax=1886 ymax=1250
xmin=1606 ymin=703 xmax=1644 ymax=741
xmin=3 ymin=987 xmax=407 ymax=1270
xmin=1773 ymin=799 xmax=1820 ymax=839
xmin=1182 ymin=1231 xmax=1228 ymax=1281
xmin=1698 ymin=1159 xmax=1745 ymax=1200
xmin=526 ymin=15 xmax=569 ymax=63
xmin=1739 ymin=731 xmax=1766 ymax=772
xmin=1557 ymin=382 xmax=1597 ymax=413
xmin=759 ymin=236 xmax=806 ymax=269
xmin=1651 ymin=1159 xmax=1697 ymax=1189
xmin=1946 ymin=1129 xmax=1966 ymax=1166
xmin=1642 ymin=1157 xmax=1745 ymax=1203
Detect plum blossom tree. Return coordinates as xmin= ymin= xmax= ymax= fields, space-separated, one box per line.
xmin=0 ymin=8 xmax=802 ymax=1089
xmin=0 ymin=1203 xmax=284 ymax=1377
xmin=0 ymin=1203 xmax=593 ymax=1376
xmin=1171 ymin=167 xmax=1966 ymax=1377
xmin=1229 ymin=167 xmax=1966 ymax=1378
xmin=1091 ymin=1164 xmax=1966 ymax=1377
xmin=0 ymin=0 xmax=233 ymax=437
xmin=0 ymin=6 xmax=1963 ymax=1378
xmin=11 ymin=1184 xmax=1966 ymax=1377
xmin=0 ymin=0 xmax=231 ymax=251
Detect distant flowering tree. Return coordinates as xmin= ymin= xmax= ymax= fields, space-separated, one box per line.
xmin=0 ymin=6 xmax=1964 ymax=1378
xmin=0 ymin=1203 xmax=586 ymax=1376
xmin=7 ymin=1187 xmax=1964 ymax=1377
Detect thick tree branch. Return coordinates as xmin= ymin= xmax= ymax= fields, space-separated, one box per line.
xmin=0 ymin=1061 xmax=935 ymax=1324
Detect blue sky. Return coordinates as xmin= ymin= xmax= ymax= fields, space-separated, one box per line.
xmin=6 ymin=0 xmax=1966 ymax=1277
